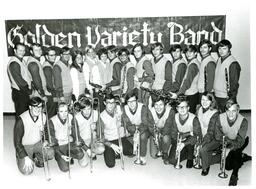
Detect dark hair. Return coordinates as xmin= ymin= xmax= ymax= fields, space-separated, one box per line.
xmin=107 ymin=45 xmax=118 ymax=53
xmin=153 ymin=95 xmax=166 ymax=106
xmin=29 ymin=43 xmax=41 ymax=52
xmin=118 ymin=47 xmax=130 ymax=56
xmin=97 ymin=48 xmax=108 ymax=59
xmin=169 ymin=44 xmax=182 ymax=53
xmin=85 ymin=45 xmax=95 ymax=54
xmin=61 ymin=46 xmax=70 ymax=54
xmin=104 ymin=93 xmax=115 ymax=101
xmin=201 ymin=92 xmax=217 ymax=110
xmin=71 ymin=49 xmax=84 ymax=63
xmin=225 ymin=98 xmax=239 ymax=111
xmin=125 ymin=88 xmax=138 ymax=103
xmin=151 ymin=42 xmax=164 ymax=52
xmin=131 ymin=43 xmax=145 ymax=56
xmin=199 ymin=39 xmax=212 ymax=50
xmin=14 ymin=42 xmax=25 ymax=50
xmin=45 ymin=46 xmax=57 ymax=56
xmin=184 ymin=45 xmax=198 ymax=53
xmin=29 ymin=96 xmax=43 ymax=107
xmin=176 ymin=95 xmax=188 ymax=106
xmin=79 ymin=97 xmax=92 ymax=109
xmin=217 ymin=39 xmax=232 ymax=50
xmin=57 ymin=102 xmax=68 ymax=111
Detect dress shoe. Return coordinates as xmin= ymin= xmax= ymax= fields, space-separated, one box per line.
xmin=229 ymin=174 xmax=238 ymax=186
xmin=70 ymin=158 xmax=74 ymax=165
xmin=92 ymin=156 xmax=97 ymax=161
xmin=201 ymin=167 xmax=210 ymax=176
xmin=242 ymin=153 xmax=252 ymax=163
xmin=34 ymin=157 xmax=44 ymax=168
xmin=186 ymin=159 xmax=193 ymax=168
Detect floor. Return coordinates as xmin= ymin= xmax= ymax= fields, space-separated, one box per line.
xmin=2 ymin=113 xmax=252 ymax=188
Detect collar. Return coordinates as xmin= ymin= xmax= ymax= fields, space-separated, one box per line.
xmin=156 ymin=108 xmax=166 ymax=118
xmin=57 ymin=114 xmax=67 ymax=125
xmin=81 ymin=111 xmax=92 ymax=120
xmin=154 ymin=54 xmax=163 ymax=64
xmin=14 ymin=55 xmax=23 ymax=62
xmin=29 ymin=110 xmax=39 ymax=123
xmin=201 ymin=54 xmax=210 ymax=61
xmin=221 ymin=53 xmax=231 ymax=63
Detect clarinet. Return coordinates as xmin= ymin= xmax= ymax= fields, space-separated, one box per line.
xmin=218 ymin=135 xmax=228 ymax=178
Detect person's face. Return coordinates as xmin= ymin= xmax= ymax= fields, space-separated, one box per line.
xmin=14 ymin=44 xmax=26 ymax=59
xmin=29 ymin=103 xmax=43 ymax=117
xmin=218 ymin=46 xmax=230 ymax=58
xmin=171 ymin=49 xmax=181 ymax=60
xmin=100 ymin=53 xmax=108 ymax=63
xmin=127 ymin=96 xmax=137 ymax=112
xmin=105 ymin=99 xmax=116 ymax=114
xmin=201 ymin=95 xmax=212 ymax=109
xmin=62 ymin=50 xmax=71 ymax=62
xmin=58 ymin=105 xmax=68 ymax=120
xmin=82 ymin=106 xmax=92 ymax=117
xmin=46 ymin=50 xmax=56 ymax=63
xmin=152 ymin=46 xmax=162 ymax=58
xmin=87 ymin=49 xmax=96 ymax=58
xmin=119 ymin=52 xmax=129 ymax=63
xmin=133 ymin=46 xmax=143 ymax=59
xmin=31 ymin=46 xmax=42 ymax=58
xmin=177 ymin=101 xmax=189 ymax=116
xmin=186 ymin=51 xmax=196 ymax=60
xmin=154 ymin=100 xmax=165 ymax=114
xmin=200 ymin=44 xmax=211 ymax=57
xmin=107 ymin=51 xmax=116 ymax=60
xmin=75 ymin=54 xmax=83 ymax=64
xmin=226 ymin=104 xmax=239 ymax=122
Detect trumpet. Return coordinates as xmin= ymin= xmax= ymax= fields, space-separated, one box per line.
xmin=134 ymin=125 xmax=142 ymax=164
xmin=218 ymin=135 xmax=228 ymax=178
xmin=193 ymin=136 xmax=202 ymax=169
xmin=174 ymin=132 xmax=183 ymax=169
xmin=153 ymin=124 xmax=163 ymax=157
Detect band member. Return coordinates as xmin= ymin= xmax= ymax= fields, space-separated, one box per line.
xmin=171 ymin=45 xmax=200 ymax=114
xmin=213 ymin=39 xmax=241 ymax=113
xmin=165 ymin=96 xmax=202 ymax=168
xmin=49 ymin=102 xmax=84 ymax=172
xmin=122 ymin=89 xmax=150 ymax=165
xmin=148 ymin=95 xmax=174 ymax=163
xmin=42 ymin=46 xmax=58 ymax=118
xmin=197 ymin=92 xmax=219 ymax=176
xmin=14 ymin=97 xmax=54 ymax=175
xmin=84 ymin=45 xmax=98 ymax=71
xmin=105 ymin=45 xmax=122 ymax=95
xmin=198 ymin=40 xmax=216 ymax=99
xmin=169 ymin=44 xmax=187 ymax=93
xmin=7 ymin=42 xmax=32 ymax=117
xmin=132 ymin=43 xmax=154 ymax=105
xmin=100 ymin=93 xmax=133 ymax=168
xmin=53 ymin=47 xmax=73 ymax=104
xmin=70 ymin=49 xmax=86 ymax=100
xmin=215 ymin=99 xmax=251 ymax=186
xmin=151 ymin=42 xmax=172 ymax=102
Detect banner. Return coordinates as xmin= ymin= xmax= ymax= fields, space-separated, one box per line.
xmin=5 ymin=15 xmax=225 ymax=56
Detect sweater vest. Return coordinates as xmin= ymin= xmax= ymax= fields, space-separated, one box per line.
xmin=7 ymin=56 xmax=32 ymax=90
xmin=27 ymin=56 xmax=50 ymax=96
xmin=152 ymin=55 xmax=169 ymax=90
xmin=100 ymin=107 xmax=125 ymax=141
xmin=124 ymin=102 xmax=143 ymax=125
xmin=135 ymin=56 xmax=150 ymax=88
xmin=20 ymin=110 xmax=45 ymax=145
xmin=197 ymin=107 xmax=217 ymax=137
xmin=120 ymin=61 xmax=134 ymax=93
xmin=109 ymin=57 xmax=121 ymax=91
xmin=175 ymin=112 xmax=195 ymax=133
xmin=172 ymin=58 xmax=186 ymax=83
xmin=85 ymin=56 xmax=98 ymax=71
xmin=219 ymin=113 xmax=244 ymax=140
xmin=181 ymin=58 xmax=200 ymax=95
xmin=198 ymin=55 xmax=216 ymax=93
xmin=150 ymin=105 xmax=171 ymax=129
xmin=70 ymin=66 xmax=86 ymax=99
xmin=98 ymin=60 xmax=112 ymax=85
xmin=51 ymin=114 xmax=73 ymax=145
xmin=75 ymin=110 xmax=98 ymax=141
xmin=54 ymin=60 xmax=73 ymax=94
xmin=214 ymin=55 xmax=237 ymax=98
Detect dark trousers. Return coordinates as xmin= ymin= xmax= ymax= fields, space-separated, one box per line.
xmin=138 ymin=89 xmax=150 ymax=106
xmin=104 ymin=137 xmax=133 ymax=168
xmin=138 ymin=131 xmax=150 ymax=157
xmin=54 ymin=143 xmax=84 ymax=172
xmin=215 ymin=96 xmax=228 ymax=113
xmin=46 ymin=95 xmax=57 ymax=118
xmin=150 ymin=134 xmax=171 ymax=158
xmin=186 ymin=92 xmax=199 ymax=114
xmin=12 ymin=88 xmax=30 ymax=118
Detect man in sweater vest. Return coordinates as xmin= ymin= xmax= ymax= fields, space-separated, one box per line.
xmin=106 ymin=45 xmax=122 ymax=95
xmin=14 ymin=97 xmax=54 ymax=175
xmin=165 ymin=96 xmax=202 ymax=168
xmin=122 ymin=89 xmax=150 ymax=165
xmin=53 ymin=47 xmax=73 ymax=105
xmin=42 ymin=47 xmax=58 ymax=118
xmin=49 ymin=102 xmax=84 ymax=172
xmin=150 ymin=42 xmax=172 ymax=103
xmin=148 ymin=95 xmax=175 ymax=164
xmin=7 ymin=42 xmax=32 ymax=117
xmin=169 ymin=45 xmax=187 ymax=93
xmin=198 ymin=40 xmax=216 ymax=100
xmin=100 ymin=93 xmax=133 ymax=168
xmin=171 ymin=45 xmax=200 ymax=114
xmin=213 ymin=39 xmax=241 ymax=113
xmin=214 ymin=99 xmax=251 ymax=186
xmin=132 ymin=43 xmax=154 ymax=105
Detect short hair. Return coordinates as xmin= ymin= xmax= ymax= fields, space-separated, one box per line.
xmin=217 ymin=39 xmax=232 ymax=50
xmin=184 ymin=45 xmax=198 ymax=53
xmin=176 ymin=95 xmax=188 ymax=106
xmin=79 ymin=97 xmax=92 ymax=109
xmin=151 ymin=42 xmax=164 ymax=52
xmin=45 ymin=46 xmax=57 ymax=56
xmin=153 ymin=95 xmax=166 ymax=106
xmin=104 ymin=93 xmax=115 ymax=101
xmin=85 ymin=45 xmax=95 ymax=54
xmin=199 ymin=39 xmax=212 ymax=50
xmin=97 ymin=48 xmax=108 ymax=59
xmin=71 ymin=49 xmax=83 ymax=62
xmin=225 ymin=99 xmax=239 ymax=111
xmin=14 ymin=42 xmax=25 ymax=50
xmin=169 ymin=44 xmax=182 ymax=53
xmin=29 ymin=43 xmax=41 ymax=52
xmin=118 ymin=47 xmax=130 ymax=56
xmin=29 ymin=96 xmax=43 ymax=107
xmin=201 ymin=92 xmax=217 ymax=110
xmin=61 ymin=46 xmax=70 ymax=54
xmin=107 ymin=45 xmax=118 ymax=53
xmin=125 ymin=88 xmax=138 ymax=103
xmin=57 ymin=102 xmax=68 ymax=111
xmin=131 ymin=43 xmax=145 ymax=55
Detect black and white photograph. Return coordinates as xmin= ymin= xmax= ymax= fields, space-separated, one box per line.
xmin=0 ymin=0 xmax=254 ymax=188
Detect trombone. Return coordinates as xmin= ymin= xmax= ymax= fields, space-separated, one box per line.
xmin=115 ymin=111 xmax=125 ymax=170
xmin=218 ymin=135 xmax=228 ymax=178
xmin=193 ymin=136 xmax=202 ymax=169
xmin=134 ymin=125 xmax=142 ymax=164
xmin=174 ymin=132 xmax=182 ymax=169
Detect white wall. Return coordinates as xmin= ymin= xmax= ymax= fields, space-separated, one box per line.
xmin=1 ymin=0 xmax=251 ymax=112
